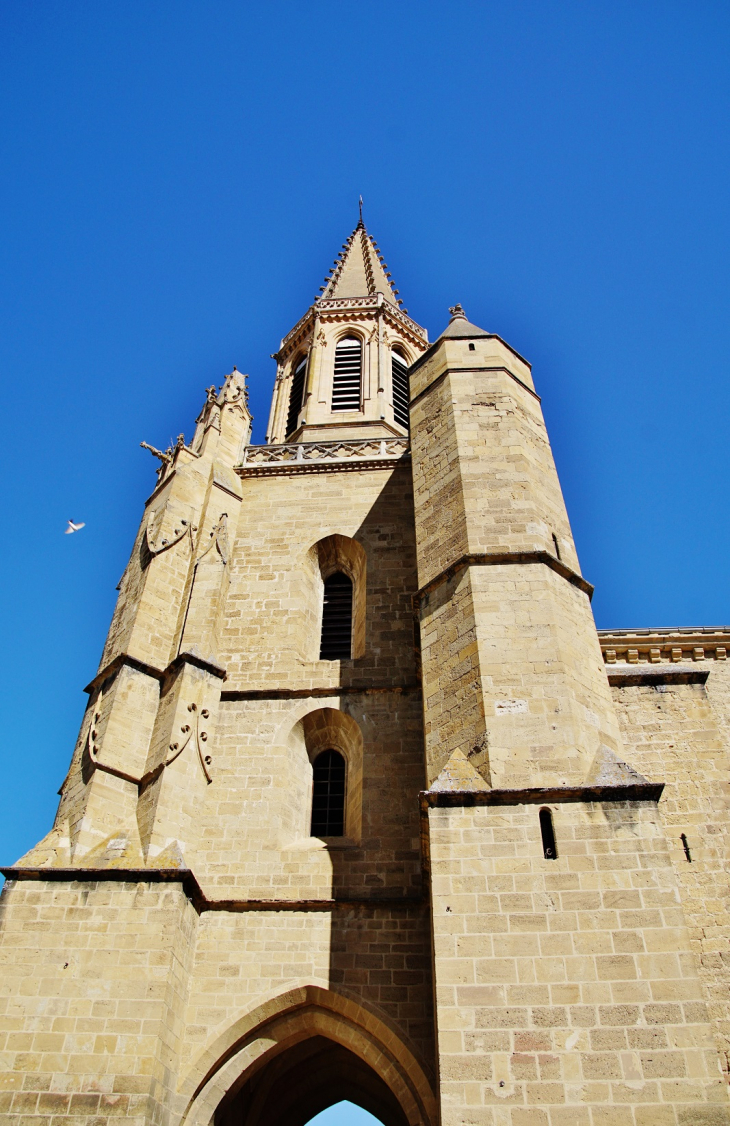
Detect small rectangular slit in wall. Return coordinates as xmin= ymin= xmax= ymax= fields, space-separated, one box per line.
xmin=681 ymin=833 xmax=692 ymax=862
xmin=552 ymin=533 xmax=561 ymax=560
xmin=540 ymin=808 xmax=557 ymax=860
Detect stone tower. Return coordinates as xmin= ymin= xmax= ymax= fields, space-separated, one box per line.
xmin=2 ymin=219 xmax=730 ymax=1126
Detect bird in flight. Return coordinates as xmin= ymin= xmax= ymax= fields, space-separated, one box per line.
xmin=65 ymin=519 xmax=86 ymax=534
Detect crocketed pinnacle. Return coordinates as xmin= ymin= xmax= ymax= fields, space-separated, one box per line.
xmin=316 ymin=224 xmax=406 ymax=311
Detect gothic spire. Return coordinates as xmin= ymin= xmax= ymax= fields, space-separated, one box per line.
xmin=316 ymin=222 xmax=406 ymax=311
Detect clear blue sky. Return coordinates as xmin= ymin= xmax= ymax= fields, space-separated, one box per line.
xmin=307 ymin=1103 xmax=381 ymax=1126
xmin=1 ymin=1 xmax=729 ymax=866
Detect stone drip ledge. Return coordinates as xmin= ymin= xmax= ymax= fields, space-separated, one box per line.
xmin=84 ymin=649 xmax=226 ymax=696
xmin=606 ymin=665 xmax=709 ymax=688
xmin=417 ymin=784 xmax=664 ymax=879
xmin=414 ymin=550 xmax=594 ymax=608
xmin=0 ymin=867 xmax=425 ymax=916
xmin=420 ymin=782 xmax=664 ymax=810
xmin=221 ymin=682 xmax=420 ymax=701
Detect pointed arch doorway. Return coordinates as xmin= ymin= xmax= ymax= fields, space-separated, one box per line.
xmin=215 ymin=1037 xmax=406 ymax=1126
xmin=178 ymin=986 xmax=436 ymax=1126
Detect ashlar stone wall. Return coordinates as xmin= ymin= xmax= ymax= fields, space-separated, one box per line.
xmin=607 ymin=662 xmax=730 ymax=1082
xmin=428 ymin=800 xmax=729 ymax=1126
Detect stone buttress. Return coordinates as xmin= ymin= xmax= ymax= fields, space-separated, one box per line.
xmin=39 ymin=372 xmax=252 ymax=868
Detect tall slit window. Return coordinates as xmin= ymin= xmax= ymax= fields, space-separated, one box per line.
xmin=392 ymin=350 xmax=409 ymax=429
xmin=540 ymin=808 xmax=557 ymax=860
xmin=332 ymin=337 xmax=362 ymax=411
xmin=286 ymin=355 xmax=307 ymax=437
xmin=320 ymin=571 xmax=353 ymax=659
xmin=311 ymin=749 xmax=346 ymax=837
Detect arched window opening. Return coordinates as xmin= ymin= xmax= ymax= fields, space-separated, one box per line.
xmin=320 ymin=571 xmax=353 ymax=659
xmin=311 ymin=750 xmax=346 ymax=837
xmin=539 ymin=808 xmax=557 ymax=860
xmin=332 ymin=337 xmax=362 ymax=411
xmin=287 ymin=354 xmax=308 ymax=437
xmin=391 ymin=350 xmax=409 ymax=429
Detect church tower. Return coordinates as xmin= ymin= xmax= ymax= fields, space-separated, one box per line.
xmin=1 ymin=219 xmax=729 ymax=1126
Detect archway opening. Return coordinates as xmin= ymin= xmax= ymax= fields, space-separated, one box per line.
xmin=307 ymin=1102 xmax=385 ymax=1124
xmin=214 ymin=1036 xmax=408 ymax=1126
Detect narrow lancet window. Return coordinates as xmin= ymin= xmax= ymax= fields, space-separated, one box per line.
xmin=540 ymin=808 xmax=557 ymax=859
xmin=332 ymin=337 xmax=362 ymax=411
xmin=392 ymin=351 xmax=409 ymax=429
xmin=286 ymin=355 xmax=307 ymax=437
xmin=311 ymin=749 xmax=346 ymax=837
xmin=319 ymin=571 xmax=353 ymax=659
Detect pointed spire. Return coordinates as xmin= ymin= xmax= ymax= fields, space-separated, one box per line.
xmin=316 ymin=221 xmax=405 ymax=308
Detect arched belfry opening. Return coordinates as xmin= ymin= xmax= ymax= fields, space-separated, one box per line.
xmin=214 ymin=1037 xmax=407 ymax=1126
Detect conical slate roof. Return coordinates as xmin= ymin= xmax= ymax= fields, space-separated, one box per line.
xmin=438 ymin=303 xmax=490 ymax=339
xmin=317 ymin=221 xmax=406 ymax=310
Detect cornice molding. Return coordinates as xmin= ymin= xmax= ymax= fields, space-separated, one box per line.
xmin=239 ymin=458 xmax=411 ymax=478
xmin=278 ymin=297 xmax=427 ymax=361
xmin=599 ymin=628 xmax=730 ymax=666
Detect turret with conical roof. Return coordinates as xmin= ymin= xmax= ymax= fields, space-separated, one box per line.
xmin=266 ymin=217 xmax=428 ymax=444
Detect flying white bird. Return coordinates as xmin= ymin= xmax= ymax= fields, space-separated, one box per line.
xmin=65 ymin=519 xmax=86 ymax=534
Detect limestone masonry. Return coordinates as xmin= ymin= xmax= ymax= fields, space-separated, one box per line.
xmin=2 ymin=220 xmax=730 ymax=1126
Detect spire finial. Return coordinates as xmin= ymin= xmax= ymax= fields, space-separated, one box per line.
xmin=448 ymin=303 xmax=467 ymax=320
xmin=357 ymin=195 xmax=364 ymax=228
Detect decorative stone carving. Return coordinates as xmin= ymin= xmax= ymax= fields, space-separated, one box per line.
xmin=166 ymin=701 xmax=212 ymax=783
xmin=86 ymin=690 xmax=103 ymax=764
xmin=222 ymin=370 xmax=249 ymax=410
xmin=241 ymin=437 xmax=409 ymax=467
xmin=144 ymin=514 xmax=196 ymax=558
xmin=196 ymin=514 xmax=229 ymax=566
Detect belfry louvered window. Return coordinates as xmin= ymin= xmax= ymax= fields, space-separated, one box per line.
xmin=319 ymin=571 xmax=353 ymax=659
xmin=332 ymin=337 xmax=362 ymax=411
xmin=286 ymin=355 xmax=307 ymax=437
xmin=392 ymin=351 xmax=409 ymax=429
xmin=311 ymin=749 xmax=346 ymax=837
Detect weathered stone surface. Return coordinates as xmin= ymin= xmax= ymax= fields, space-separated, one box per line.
xmin=1 ymin=232 xmax=728 ymax=1126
